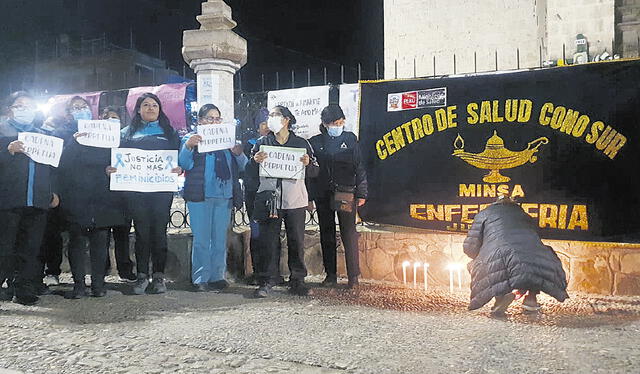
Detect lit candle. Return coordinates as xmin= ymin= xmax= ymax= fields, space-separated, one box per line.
xmin=423 ymin=263 xmax=429 ymax=291
xmin=457 ymin=266 xmax=463 ymax=290
xmin=402 ymin=261 xmax=410 ymax=286
xmin=413 ymin=262 xmax=421 ymax=288
xmin=448 ymin=265 xmax=454 ymax=293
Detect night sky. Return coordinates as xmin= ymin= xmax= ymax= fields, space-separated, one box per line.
xmin=0 ymin=0 xmax=383 ymax=95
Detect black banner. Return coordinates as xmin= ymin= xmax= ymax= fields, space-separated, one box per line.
xmin=358 ymin=59 xmax=640 ymax=242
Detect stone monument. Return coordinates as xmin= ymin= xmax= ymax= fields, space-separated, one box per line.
xmin=182 ymin=0 xmax=247 ymax=121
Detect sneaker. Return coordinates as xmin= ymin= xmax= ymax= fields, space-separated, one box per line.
xmin=208 ymin=280 xmax=229 ymax=291
xmin=254 ymin=285 xmax=271 ymax=298
xmin=347 ymin=277 xmax=360 ymax=290
xmin=91 ymin=287 xmax=107 ymax=298
xmin=321 ymin=274 xmax=338 ymax=287
xmin=522 ymin=294 xmax=541 ymax=312
xmin=491 ymin=292 xmax=516 ymax=314
xmin=43 ymin=275 xmax=60 ymax=286
xmin=0 ymin=286 xmax=14 ymax=301
xmin=149 ymin=274 xmax=167 ymax=294
xmin=119 ymin=272 xmax=137 ymax=282
xmin=132 ymin=274 xmax=149 ymax=295
xmin=289 ymin=279 xmax=311 ymax=296
xmin=14 ymin=294 xmax=39 ymax=306
xmin=66 ymin=283 xmax=87 ymax=299
xmin=192 ymin=283 xmax=208 ymax=292
xmin=36 ymin=283 xmax=52 ymax=296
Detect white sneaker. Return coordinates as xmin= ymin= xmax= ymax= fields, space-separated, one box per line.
xmin=43 ymin=275 xmax=60 ymax=286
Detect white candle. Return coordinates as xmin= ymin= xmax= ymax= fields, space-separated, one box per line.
xmin=457 ymin=267 xmax=463 ymax=290
xmin=448 ymin=267 xmax=454 ymax=293
xmin=402 ymin=261 xmax=410 ymax=286
xmin=423 ymin=263 xmax=429 ymax=291
xmin=413 ymin=262 xmax=421 ymax=288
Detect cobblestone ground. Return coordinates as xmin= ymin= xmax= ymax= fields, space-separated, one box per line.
xmin=1 ymin=276 xmax=640 ymax=374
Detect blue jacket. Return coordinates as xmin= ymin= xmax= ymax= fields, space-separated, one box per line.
xmin=179 ymin=133 xmax=247 ymax=208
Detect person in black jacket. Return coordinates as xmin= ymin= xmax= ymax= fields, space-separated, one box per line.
xmin=58 ymin=135 xmax=127 ymax=298
xmin=309 ymin=105 xmax=367 ymax=289
xmin=101 ymin=106 xmax=136 ymax=282
xmin=463 ymin=195 xmax=569 ymax=314
xmin=242 ymin=108 xmax=283 ymax=285
xmin=248 ymin=105 xmax=319 ymax=297
xmin=0 ymin=91 xmax=59 ymax=306
xmin=38 ymin=96 xmax=93 ymax=288
xmin=108 ymin=93 xmax=181 ymax=295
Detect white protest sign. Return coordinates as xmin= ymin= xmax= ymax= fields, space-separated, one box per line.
xmin=267 ymin=86 xmax=329 ymax=139
xmin=339 ymin=83 xmax=360 ymax=137
xmin=110 ymin=148 xmax=179 ymax=192
xmin=17 ymin=132 xmax=64 ymax=168
xmin=259 ymin=145 xmax=306 ymax=180
xmin=77 ymin=120 xmax=121 ymax=148
xmin=197 ymin=123 xmax=236 ymax=153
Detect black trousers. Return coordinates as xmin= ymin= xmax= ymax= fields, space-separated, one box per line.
xmin=68 ymin=224 xmax=109 ymax=288
xmin=105 ymin=221 xmax=134 ymax=276
xmin=0 ymin=207 xmax=47 ymax=297
xmin=256 ymin=207 xmax=306 ymax=286
xmin=39 ymin=206 xmax=65 ymax=277
xmin=316 ymin=194 xmax=360 ymax=279
xmin=128 ymin=192 xmax=172 ymax=276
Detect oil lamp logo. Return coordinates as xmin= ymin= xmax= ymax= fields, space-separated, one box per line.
xmin=452 ymin=131 xmax=549 ymax=183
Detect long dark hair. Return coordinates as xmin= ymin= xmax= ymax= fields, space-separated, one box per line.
xmin=125 ymin=92 xmax=173 ymax=139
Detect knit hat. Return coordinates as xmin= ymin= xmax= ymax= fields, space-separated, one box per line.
xmin=254 ymin=108 xmax=269 ymax=129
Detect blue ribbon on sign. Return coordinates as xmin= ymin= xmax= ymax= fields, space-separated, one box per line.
xmin=114 ymin=153 xmax=125 ymax=167
xmin=165 ymin=155 xmax=174 ymax=170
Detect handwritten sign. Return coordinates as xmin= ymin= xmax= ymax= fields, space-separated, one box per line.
xmin=259 ymin=145 xmax=306 ymax=180
xmin=110 ymin=148 xmax=179 ymax=192
xmin=339 ymin=83 xmax=360 ymax=137
xmin=77 ymin=120 xmax=121 ymax=148
xmin=17 ymin=132 xmax=64 ymax=168
xmin=267 ymin=86 xmax=330 ymax=139
xmin=197 ymin=123 xmax=236 ymax=153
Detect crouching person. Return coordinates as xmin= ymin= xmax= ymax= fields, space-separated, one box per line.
xmin=463 ymin=195 xmax=569 ymax=314
xmin=58 ymin=133 xmax=127 ymax=298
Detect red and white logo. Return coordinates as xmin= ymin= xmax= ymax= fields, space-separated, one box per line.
xmin=401 ymin=92 xmax=417 ymax=109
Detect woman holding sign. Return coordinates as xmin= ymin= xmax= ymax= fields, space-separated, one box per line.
xmin=248 ymin=105 xmax=319 ymax=298
xmin=58 ymin=125 xmax=128 ymax=298
xmin=109 ymin=93 xmax=181 ymax=295
xmin=309 ymin=105 xmax=368 ymax=289
xmin=0 ymin=91 xmax=59 ymax=305
xmin=179 ymin=104 xmax=247 ymax=292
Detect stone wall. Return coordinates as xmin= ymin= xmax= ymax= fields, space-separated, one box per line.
xmin=383 ymin=0 xmax=626 ymax=78
xmin=222 ymin=225 xmax=640 ymax=295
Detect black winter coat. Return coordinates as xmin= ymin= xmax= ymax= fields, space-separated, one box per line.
xmin=0 ymin=123 xmax=57 ymax=210
xmin=308 ymin=131 xmax=368 ymax=200
xmin=463 ymin=200 xmax=569 ymax=310
xmin=58 ymin=140 xmax=126 ymax=228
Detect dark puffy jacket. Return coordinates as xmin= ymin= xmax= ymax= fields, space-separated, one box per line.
xmin=463 ymin=200 xmax=569 ymax=310
xmin=57 ymin=140 xmax=126 ymax=228
xmin=308 ymin=131 xmax=368 ymax=200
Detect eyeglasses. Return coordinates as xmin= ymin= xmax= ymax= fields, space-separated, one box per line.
xmin=268 ymin=112 xmax=283 ymax=118
xmin=201 ymin=116 xmax=223 ymax=124
xmin=71 ymin=105 xmax=89 ymax=111
xmin=10 ymin=104 xmax=35 ymax=111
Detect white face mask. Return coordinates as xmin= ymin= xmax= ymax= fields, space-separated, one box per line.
xmin=267 ymin=116 xmax=284 ymax=134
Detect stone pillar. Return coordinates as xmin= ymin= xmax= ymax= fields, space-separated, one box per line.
xmin=182 ymin=0 xmax=247 ymax=121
